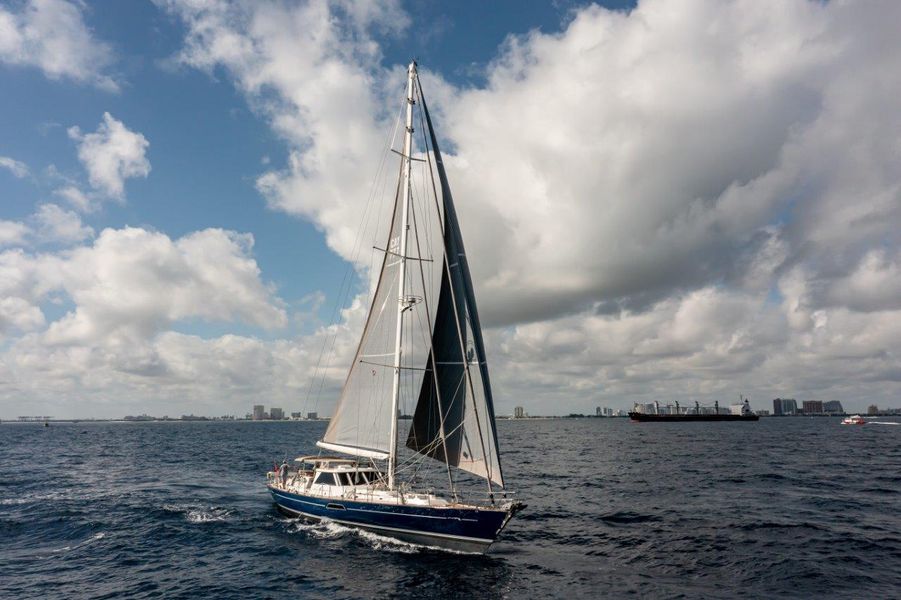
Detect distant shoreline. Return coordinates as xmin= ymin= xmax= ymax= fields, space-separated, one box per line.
xmin=4 ymin=413 xmax=898 ymax=424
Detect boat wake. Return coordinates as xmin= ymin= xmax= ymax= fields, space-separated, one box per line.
xmin=868 ymin=421 xmax=901 ymax=426
xmin=285 ymin=518 xmax=462 ymax=554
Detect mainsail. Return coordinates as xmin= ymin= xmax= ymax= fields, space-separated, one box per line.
xmin=318 ymin=171 xmax=407 ymax=460
xmin=405 ymin=88 xmax=504 ymax=489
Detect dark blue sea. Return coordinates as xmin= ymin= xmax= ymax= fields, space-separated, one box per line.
xmin=2 ymin=418 xmax=900 ymax=599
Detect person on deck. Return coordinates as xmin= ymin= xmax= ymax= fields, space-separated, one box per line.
xmin=279 ymin=460 xmax=289 ymax=486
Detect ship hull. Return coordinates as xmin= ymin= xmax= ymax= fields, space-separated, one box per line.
xmin=268 ymin=485 xmax=516 ymax=553
xmin=629 ymin=412 xmax=759 ymax=422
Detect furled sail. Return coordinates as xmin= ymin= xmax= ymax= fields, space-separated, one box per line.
xmin=318 ymin=176 xmax=408 ymax=460
xmin=405 ymin=88 xmax=504 ymax=488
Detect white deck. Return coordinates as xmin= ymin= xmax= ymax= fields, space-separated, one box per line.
xmin=269 ymin=462 xmax=461 ymax=508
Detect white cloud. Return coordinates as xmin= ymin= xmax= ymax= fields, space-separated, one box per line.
xmin=155 ymin=0 xmax=901 ymax=414
xmin=0 ymin=156 xmax=29 ymax=178
xmin=0 ymin=220 xmax=30 ymax=246
xmin=4 ymin=0 xmax=901 ymax=417
xmin=68 ymin=113 xmax=150 ymax=199
xmin=53 ymin=185 xmax=95 ymax=213
xmin=0 ymin=0 xmax=118 ymax=91
xmin=826 ymin=250 xmax=901 ymax=313
xmin=0 ymin=296 xmax=45 ymax=335
xmin=40 ymin=227 xmax=287 ymax=345
xmin=33 ymin=203 xmax=93 ymax=244
xmin=0 ymin=224 xmax=294 ymax=413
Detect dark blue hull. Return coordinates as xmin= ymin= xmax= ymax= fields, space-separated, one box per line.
xmin=268 ymin=485 xmax=514 ymax=553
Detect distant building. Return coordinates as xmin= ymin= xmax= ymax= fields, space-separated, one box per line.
xmin=252 ymin=405 xmax=265 ymax=420
xmin=270 ymin=407 xmax=284 ymax=420
xmin=773 ymin=398 xmax=797 ymax=416
xmin=307 ymin=412 xmax=318 ymax=420
xmin=755 ymin=410 xmax=770 ymax=416
xmin=514 ymin=406 xmax=525 ymax=418
xmin=823 ymin=401 xmax=844 ymax=414
xmin=595 ymin=407 xmax=601 ymax=416
xmin=868 ymin=404 xmax=879 ymax=415
xmin=291 ymin=412 xmax=302 ymax=419
xmin=803 ymin=400 xmax=823 ymax=415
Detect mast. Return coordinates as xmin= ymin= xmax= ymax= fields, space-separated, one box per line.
xmin=388 ymin=61 xmax=417 ymax=490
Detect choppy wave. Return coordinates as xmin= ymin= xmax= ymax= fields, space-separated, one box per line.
xmin=2 ymin=418 xmax=900 ymax=599
xmin=51 ymin=532 xmax=106 ymax=554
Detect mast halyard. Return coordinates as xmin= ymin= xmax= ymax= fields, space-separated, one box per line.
xmin=387 ymin=61 xmax=417 ymax=490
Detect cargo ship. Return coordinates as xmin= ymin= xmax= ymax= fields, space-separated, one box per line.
xmin=629 ymin=397 xmax=759 ymax=422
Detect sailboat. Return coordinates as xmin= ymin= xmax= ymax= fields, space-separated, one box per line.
xmin=267 ymin=61 xmax=524 ymax=553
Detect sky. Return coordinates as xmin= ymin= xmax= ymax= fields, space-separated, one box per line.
xmin=1 ymin=0 xmax=900 ymax=419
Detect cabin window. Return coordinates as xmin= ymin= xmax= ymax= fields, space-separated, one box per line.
xmin=348 ymin=472 xmax=368 ymax=485
xmin=314 ymin=472 xmax=336 ymax=486
xmin=336 ymin=473 xmax=352 ymax=486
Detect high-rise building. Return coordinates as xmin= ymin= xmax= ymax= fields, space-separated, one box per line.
xmin=596 ymin=407 xmax=601 ymax=416
xmin=823 ymin=401 xmax=844 ymax=414
xmin=307 ymin=412 xmax=318 ymax=420
xmin=270 ymin=407 xmax=284 ymax=420
xmin=803 ymin=400 xmax=823 ymax=414
xmin=514 ymin=406 xmax=525 ymax=418
xmin=252 ymin=405 xmax=265 ymax=420
xmin=775 ymin=398 xmax=798 ymax=415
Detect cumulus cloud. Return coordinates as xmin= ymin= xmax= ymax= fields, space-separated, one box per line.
xmin=0 ymin=0 xmax=118 ymax=91
xmin=68 ymin=113 xmax=151 ymax=200
xmin=53 ymin=185 xmax=95 ymax=213
xmin=39 ymin=227 xmax=287 ymax=345
xmin=0 ymin=220 xmax=30 ymax=247
xmin=164 ymin=0 xmax=409 ymax=262
xmin=0 ymin=156 xmax=29 ymax=178
xmin=4 ymin=0 xmax=901 ymax=416
xmin=0 ymin=224 xmax=295 ymax=413
xmin=0 ymin=296 xmax=45 ymax=335
xmin=33 ymin=203 xmax=93 ymax=244
xmin=152 ymin=0 xmax=901 ymax=414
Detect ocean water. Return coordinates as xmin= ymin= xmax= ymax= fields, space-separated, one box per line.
xmin=1 ymin=417 xmax=899 ymax=599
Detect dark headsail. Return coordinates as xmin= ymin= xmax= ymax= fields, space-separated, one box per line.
xmin=405 ymin=84 xmax=504 ymax=488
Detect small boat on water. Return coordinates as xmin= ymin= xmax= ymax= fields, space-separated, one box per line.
xmin=267 ymin=61 xmax=523 ymax=553
xmin=841 ymin=415 xmax=866 ymax=425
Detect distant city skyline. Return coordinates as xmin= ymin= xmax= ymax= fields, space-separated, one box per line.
xmin=3 ymin=1 xmax=901 ymax=419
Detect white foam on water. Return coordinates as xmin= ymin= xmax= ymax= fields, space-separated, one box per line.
xmin=50 ymin=532 xmax=106 ymax=554
xmin=355 ymin=528 xmax=422 ymax=554
xmin=164 ymin=503 xmax=231 ymax=523
xmin=0 ymin=490 xmax=100 ymax=506
xmin=310 ymin=521 xmax=351 ymax=539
